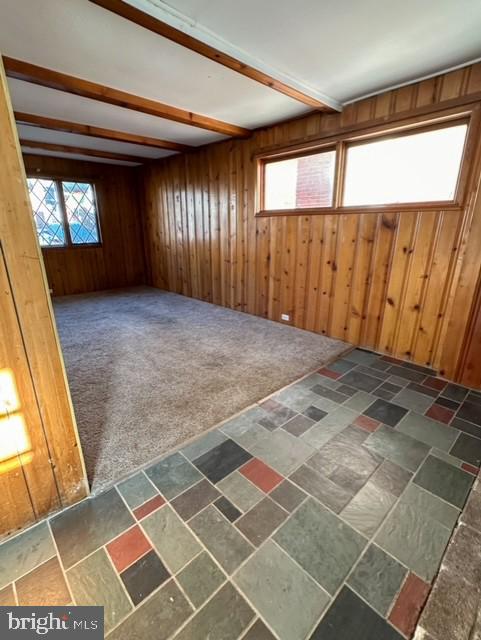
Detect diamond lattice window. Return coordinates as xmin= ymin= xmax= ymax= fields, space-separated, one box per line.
xmin=27 ymin=178 xmax=100 ymax=248
xmin=27 ymin=178 xmax=66 ymax=247
xmin=62 ymin=182 xmax=100 ymax=245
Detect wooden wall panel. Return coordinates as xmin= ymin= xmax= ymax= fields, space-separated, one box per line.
xmin=0 ymin=58 xmax=87 ymax=538
xmin=140 ymin=63 xmax=481 ymax=387
xmin=23 ymin=154 xmax=146 ymax=296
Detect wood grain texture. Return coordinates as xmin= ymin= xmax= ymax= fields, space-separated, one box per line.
xmin=20 ymin=139 xmax=149 ymax=163
xmin=140 ymin=63 xmax=481 ymax=387
xmin=0 ymin=59 xmax=87 ymax=538
xmin=15 ymin=111 xmax=192 ymax=152
xmin=24 ymin=155 xmax=146 ymax=296
xmin=3 ymin=56 xmax=250 ymax=137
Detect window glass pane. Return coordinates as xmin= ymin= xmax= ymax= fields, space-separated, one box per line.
xmin=264 ymin=150 xmax=336 ymax=210
xmin=62 ymin=182 xmax=100 ymax=244
xmin=343 ymin=124 xmax=467 ymax=206
xmin=26 ymin=178 xmax=66 ymax=247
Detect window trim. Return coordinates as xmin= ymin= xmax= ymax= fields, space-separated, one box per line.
xmin=256 ymin=106 xmax=479 ymax=217
xmin=27 ymin=176 xmax=102 ymax=249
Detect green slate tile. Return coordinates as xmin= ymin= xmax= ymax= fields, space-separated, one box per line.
xmin=0 ymin=522 xmax=55 ymax=589
xmin=375 ymin=497 xmax=452 ymax=581
xmin=347 ymin=544 xmax=407 ymax=616
xmin=341 ymin=481 xmax=397 ymax=537
xmin=189 ymin=505 xmax=254 ymax=574
xmin=51 ymin=488 xmax=134 ymax=569
xmin=217 ymin=472 xmax=264 ymax=512
xmin=108 ymin=579 xmax=193 ymax=640
xmin=365 ymin=425 xmax=429 ymax=472
xmin=177 ymin=551 xmax=225 ymax=608
xmin=145 ymin=453 xmax=203 ymax=500
xmin=247 ymin=429 xmax=313 ymax=475
xmin=67 ymin=548 xmax=131 ymax=633
xmin=234 ymin=540 xmax=330 ymax=640
xmin=117 ymin=472 xmax=158 ymax=509
xmin=396 ymin=413 xmax=459 ymax=452
xmin=301 ymin=407 xmax=358 ymax=448
xmin=172 ymin=583 xmax=254 ymax=640
xmin=142 ymin=505 xmax=201 ymax=573
xmin=402 ymin=484 xmax=459 ymax=529
xmin=242 ymin=619 xmax=277 ymax=640
xmin=413 ymin=455 xmax=473 ymax=509
xmin=235 ymin=498 xmax=288 ymax=546
xmin=290 ymin=465 xmax=353 ymax=514
xmin=274 ymin=497 xmax=367 ymax=594
xmin=180 ymin=429 xmax=228 ymax=461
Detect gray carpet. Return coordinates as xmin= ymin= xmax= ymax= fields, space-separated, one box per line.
xmin=54 ymin=287 xmax=349 ymax=492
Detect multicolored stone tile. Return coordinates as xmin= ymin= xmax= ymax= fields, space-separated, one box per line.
xmin=51 ymin=488 xmax=134 ymax=569
xmin=239 ymin=458 xmax=284 ymax=493
xmin=67 ymin=548 xmax=132 ymax=633
xmin=235 ymin=497 xmax=288 ymax=546
xmin=106 ymin=525 xmax=152 ymax=572
xmin=213 ymin=496 xmax=242 ymax=522
xmin=189 ymin=505 xmax=254 ymax=574
xmin=1 ymin=347 xmax=480 ymax=640
xmin=120 ymin=549 xmax=170 ymax=605
xmin=107 ymin=579 xmax=192 ymax=640
xmin=141 ymin=505 xmax=201 ymax=573
xmin=176 ymin=551 xmax=225 ymax=608
xmin=170 ymin=479 xmax=221 ymax=520
xmin=172 ymin=583 xmax=254 ymax=640
xmin=16 ymin=557 xmax=70 ymax=606
xmin=274 ymin=498 xmax=367 ymax=594
xmin=145 ymin=453 xmax=203 ymax=499
xmin=234 ymin=540 xmax=329 ymax=640
xmin=310 ymin=586 xmax=403 ymax=639
xmin=389 ymin=573 xmax=431 ymax=637
xmin=192 ymin=439 xmax=252 ymax=483
xmin=117 ymin=472 xmax=158 ymax=509
xmin=0 ymin=522 xmax=55 ymax=588
xmin=217 ymin=471 xmax=264 ymax=512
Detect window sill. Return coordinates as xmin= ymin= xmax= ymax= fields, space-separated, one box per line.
xmin=255 ymin=202 xmax=463 ymax=217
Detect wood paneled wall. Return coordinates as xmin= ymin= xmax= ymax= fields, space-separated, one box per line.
xmin=0 ymin=59 xmax=87 ymax=538
xmin=23 ymin=154 xmax=145 ymax=296
xmin=140 ymin=63 xmax=481 ymax=388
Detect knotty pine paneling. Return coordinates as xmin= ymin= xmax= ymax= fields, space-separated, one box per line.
xmin=23 ymin=155 xmax=146 ymax=296
xmin=140 ymin=64 xmax=481 ymax=387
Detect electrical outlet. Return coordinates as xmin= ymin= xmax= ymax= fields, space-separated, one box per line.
xmin=281 ymin=313 xmax=290 ymax=321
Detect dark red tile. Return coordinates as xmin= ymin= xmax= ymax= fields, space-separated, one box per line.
xmin=388 ymin=573 xmax=430 ymax=637
xmin=353 ymin=415 xmax=381 ymax=433
xmin=461 ymin=462 xmax=479 ymax=475
xmin=133 ymin=495 xmax=165 ymax=520
xmin=107 ymin=525 xmax=152 ymax=572
xmin=239 ymin=458 xmax=284 ymax=493
xmin=423 ymin=376 xmax=447 ymax=391
xmin=318 ymin=368 xmax=341 ymax=380
xmin=425 ymin=404 xmax=455 ymax=425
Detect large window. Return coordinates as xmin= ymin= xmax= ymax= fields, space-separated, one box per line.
xmin=343 ymin=123 xmax=468 ymax=206
xmin=258 ymin=116 xmax=470 ymax=214
xmin=27 ymin=178 xmax=101 ymax=247
xmin=263 ymin=148 xmax=336 ymax=211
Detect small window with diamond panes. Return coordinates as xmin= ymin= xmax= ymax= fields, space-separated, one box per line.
xmin=27 ymin=178 xmax=101 ymax=248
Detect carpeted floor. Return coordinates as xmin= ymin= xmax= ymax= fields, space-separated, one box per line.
xmin=54 ymin=287 xmax=349 ymax=491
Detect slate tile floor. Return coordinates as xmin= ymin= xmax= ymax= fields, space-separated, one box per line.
xmin=1 ymin=348 xmax=481 ymax=639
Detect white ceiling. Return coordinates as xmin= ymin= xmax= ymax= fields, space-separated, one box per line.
xmin=1 ymin=0 xmax=480 ymax=164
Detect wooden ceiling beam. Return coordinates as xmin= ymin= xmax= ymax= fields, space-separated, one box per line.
xmin=20 ymin=139 xmax=149 ymax=163
xmin=89 ymin=0 xmax=335 ymax=111
xmin=4 ymin=57 xmax=250 ymax=138
xmin=15 ymin=111 xmax=193 ymax=152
